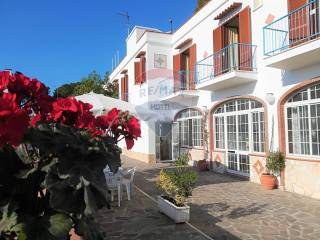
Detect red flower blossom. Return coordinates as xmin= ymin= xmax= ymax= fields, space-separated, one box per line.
xmin=96 ymin=108 xmax=120 ymax=129
xmin=127 ymin=116 xmax=141 ymax=139
xmin=51 ymin=97 xmax=79 ymax=122
xmin=0 ymin=70 xmax=11 ymax=92
xmin=125 ymin=137 xmax=135 ymax=150
xmin=0 ymin=93 xmax=29 ymax=147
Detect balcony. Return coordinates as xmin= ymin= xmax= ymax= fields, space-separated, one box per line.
xmin=160 ymin=70 xmax=199 ymax=102
xmin=196 ymin=43 xmax=258 ymax=91
xmin=263 ymin=0 xmax=320 ymax=70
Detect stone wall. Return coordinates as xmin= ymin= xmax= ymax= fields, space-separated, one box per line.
xmin=285 ymin=159 xmax=320 ymax=199
xmin=250 ymin=155 xmax=267 ymax=184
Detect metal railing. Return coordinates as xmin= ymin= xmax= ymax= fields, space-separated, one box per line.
xmin=263 ymin=0 xmax=320 ymax=56
xmin=196 ymin=43 xmax=257 ymax=85
xmin=173 ymin=70 xmax=196 ymax=92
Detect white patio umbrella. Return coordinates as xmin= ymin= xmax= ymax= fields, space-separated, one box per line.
xmin=75 ymin=92 xmax=160 ymax=121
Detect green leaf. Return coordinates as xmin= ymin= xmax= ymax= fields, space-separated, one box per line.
xmin=0 ymin=204 xmax=18 ymax=232
xmin=48 ymin=213 xmax=73 ymax=239
xmin=75 ymin=217 xmax=104 ymax=240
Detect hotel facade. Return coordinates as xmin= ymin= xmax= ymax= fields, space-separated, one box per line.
xmin=109 ymin=0 xmax=320 ymax=199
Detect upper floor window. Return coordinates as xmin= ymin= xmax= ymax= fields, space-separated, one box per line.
xmin=285 ymin=83 xmax=320 ymax=157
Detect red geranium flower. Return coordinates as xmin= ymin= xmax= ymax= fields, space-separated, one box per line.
xmin=0 ymin=93 xmax=29 ymax=147
xmin=96 ymin=108 xmax=120 ymax=129
xmin=0 ymin=70 xmax=11 ymax=92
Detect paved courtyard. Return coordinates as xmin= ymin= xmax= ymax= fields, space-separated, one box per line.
xmin=96 ymin=157 xmax=320 ymax=240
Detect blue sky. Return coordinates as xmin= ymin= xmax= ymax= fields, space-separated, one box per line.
xmin=0 ymin=0 xmax=196 ymax=91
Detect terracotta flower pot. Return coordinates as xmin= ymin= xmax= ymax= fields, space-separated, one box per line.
xmin=260 ymin=174 xmax=277 ymax=190
xmin=198 ymin=160 xmax=208 ymax=171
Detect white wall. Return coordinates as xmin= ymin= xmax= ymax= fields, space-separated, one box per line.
xmin=109 ymin=0 xmax=320 ymax=156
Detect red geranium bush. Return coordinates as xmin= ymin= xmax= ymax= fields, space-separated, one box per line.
xmin=0 ymin=70 xmax=141 ymax=240
xmin=0 ymin=70 xmax=141 ymax=150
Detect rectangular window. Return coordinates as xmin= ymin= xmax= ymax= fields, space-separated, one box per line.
xmin=227 ymin=115 xmax=237 ymax=150
xmin=287 ymin=105 xmax=310 ymax=155
xmin=215 ymin=116 xmax=225 ymax=149
xmin=180 ymin=120 xmax=190 ymax=147
xmin=238 ymin=114 xmax=249 ymax=151
xmin=252 ymin=112 xmax=265 ymax=152
xmin=192 ymin=119 xmax=203 ymax=147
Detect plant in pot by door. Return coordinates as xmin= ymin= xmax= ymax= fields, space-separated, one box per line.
xmin=156 ymin=167 xmax=197 ymax=223
xmin=198 ymin=159 xmax=208 ymax=171
xmin=260 ymin=151 xmax=285 ymax=190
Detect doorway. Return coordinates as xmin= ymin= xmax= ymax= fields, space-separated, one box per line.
xmin=223 ymin=16 xmax=239 ymax=72
xmin=155 ymin=122 xmax=173 ymax=162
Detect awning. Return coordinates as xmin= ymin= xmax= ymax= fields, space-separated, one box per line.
xmin=214 ymin=2 xmax=242 ymax=20
xmin=136 ymin=51 xmax=146 ymax=58
xmin=175 ymin=38 xmax=193 ymax=49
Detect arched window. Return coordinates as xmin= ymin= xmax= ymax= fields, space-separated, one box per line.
xmin=175 ymin=109 xmax=203 ymax=147
xmin=212 ymin=98 xmax=265 ymax=176
xmin=285 ymin=83 xmax=320 ymax=157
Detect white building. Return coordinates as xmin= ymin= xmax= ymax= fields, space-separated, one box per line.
xmin=110 ymin=0 xmax=320 ymax=199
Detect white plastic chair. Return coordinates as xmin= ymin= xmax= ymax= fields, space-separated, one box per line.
xmin=121 ymin=167 xmax=136 ymax=201
xmin=105 ymin=172 xmax=122 ymax=207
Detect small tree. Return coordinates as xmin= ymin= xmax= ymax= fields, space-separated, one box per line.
xmin=266 ymin=151 xmax=285 ymax=175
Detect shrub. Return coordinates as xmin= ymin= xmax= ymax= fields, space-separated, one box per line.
xmin=174 ymin=153 xmax=189 ymax=167
xmin=266 ymin=150 xmax=285 ymax=175
xmin=156 ymin=168 xmax=197 ymax=207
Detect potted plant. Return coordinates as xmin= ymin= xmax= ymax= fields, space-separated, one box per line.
xmin=0 ymin=70 xmax=141 ymax=240
xmin=197 ymin=159 xmax=208 ymax=171
xmin=156 ymin=167 xmax=197 ymax=223
xmin=260 ymin=151 xmax=285 ymax=190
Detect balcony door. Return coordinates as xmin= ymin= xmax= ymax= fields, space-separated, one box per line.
xmin=181 ymin=51 xmax=190 ymax=90
xmin=223 ymin=17 xmax=239 ymax=72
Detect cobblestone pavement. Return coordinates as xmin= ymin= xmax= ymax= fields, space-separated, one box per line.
xmin=97 ymin=156 xmax=320 ymax=240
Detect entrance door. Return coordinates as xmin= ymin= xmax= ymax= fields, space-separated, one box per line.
xmin=172 ymin=122 xmax=180 ymax=160
xmin=226 ymin=114 xmax=250 ymax=176
xmin=155 ymin=122 xmax=173 ymax=162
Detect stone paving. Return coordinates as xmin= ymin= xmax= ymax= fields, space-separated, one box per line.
xmin=97 ymin=156 xmax=320 ymax=240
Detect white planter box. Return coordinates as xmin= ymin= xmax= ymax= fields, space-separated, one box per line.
xmin=157 ymin=196 xmax=190 ymax=223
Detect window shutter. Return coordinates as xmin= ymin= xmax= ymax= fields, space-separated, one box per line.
xmin=124 ymin=74 xmax=129 ymax=101
xmin=121 ymin=77 xmax=125 ymax=101
xmin=189 ymin=44 xmax=197 ymax=90
xmin=173 ymin=54 xmax=181 ymax=91
xmin=134 ymin=61 xmax=141 ymax=85
xmin=213 ymin=26 xmax=223 ymax=76
xmin=239 ymin=6 xmax=252 ymax=70
xmin=140 ymin=56 xmax=146 ymax=83
xmin=287 ymin=0 xmax=308 ymax=46
xmin=239 ymin=6 xmax=252 ymax=44
xmin=288 ymin=0 xmax=307 ymax=12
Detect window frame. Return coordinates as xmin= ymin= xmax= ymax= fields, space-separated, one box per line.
xmin=176 ymin=109 xmax=204 ymax=148
xmin=284 ymin=84 xmax=320 ymax=159
xmin=213 ymin=99 xmax=265 ymax=154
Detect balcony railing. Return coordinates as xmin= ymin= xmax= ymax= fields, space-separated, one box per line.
xmin=173 ymin=70 xmax=196 ymax=93
xmin=263 ymin=0 xmax=320 ymax=56
xmin=196 ymin=43 xmax=257 ymax=85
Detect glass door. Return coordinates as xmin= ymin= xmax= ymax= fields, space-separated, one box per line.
xmin=226 ymin=114 xmax=250 ymax=176
xmin=156 ymin=122 xmax=173 ymax=162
